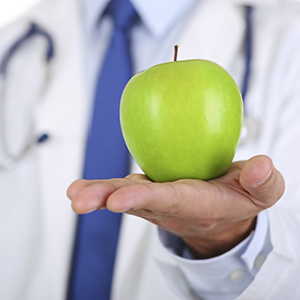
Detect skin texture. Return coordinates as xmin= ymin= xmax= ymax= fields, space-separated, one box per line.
xmin=67 ymin=155 xmax=285 ymax=258
xmin=120 ymin=60 xmax=243 ymax=182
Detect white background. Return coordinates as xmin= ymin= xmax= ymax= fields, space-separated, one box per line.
xmin=0 ymin=0 xmax=40 ymax=29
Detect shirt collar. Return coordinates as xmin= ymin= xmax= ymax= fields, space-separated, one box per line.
xmin=83 ymin=0 xmax=197 ymax=39
xmin=83 ymin=0 xmax=109 ymax=34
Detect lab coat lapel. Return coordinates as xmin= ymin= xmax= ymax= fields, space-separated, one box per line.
xmin=177 ymin=0 xmax=245 ymax=76
xmin=23 ymin=0 xmax=87 ymax=298
xmin=111 ymin=215 xmax=150 ymax=299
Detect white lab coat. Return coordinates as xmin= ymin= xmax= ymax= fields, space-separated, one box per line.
xmin=1 ymin=0 xmax=300 ymax=299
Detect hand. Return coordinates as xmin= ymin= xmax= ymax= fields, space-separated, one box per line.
xmin=67 ymin=155 xmax=284 ymax=259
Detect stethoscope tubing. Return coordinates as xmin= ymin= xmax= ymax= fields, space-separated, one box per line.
xmin=0 ymin=23 xmax=54 ymax=77
xmin=0 ymin=23 xmax=54 ymax=170
xmin=241 ymin=6 xmax=253 ymax=102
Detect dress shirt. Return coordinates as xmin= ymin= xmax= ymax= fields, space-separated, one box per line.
xmin=158 ymin=211 xmax=271 ymax=300
xmin=80 ymin=0 xmax=272 ymax=299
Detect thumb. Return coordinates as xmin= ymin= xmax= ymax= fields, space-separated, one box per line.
xmin=239 ymin=155 xmax=285 ymax=208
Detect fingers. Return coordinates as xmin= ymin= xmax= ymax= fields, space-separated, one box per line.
xmin=67 ymin=176 xmax=206 ymax=217
xmin=67 ymin=174 xmax=234 ymax=221
xmin=67 ymin=179 xmax=92 ymax=200
xmin=239 ymin=155 xmax=285 ymax=208
xmin=106 ymin=179 xmax=212 ymax=218
xmin=67 ymin=175 xmax=151 ymax=214
xmin=68 ymin=178 xmax=133 ymax=214
xmin=106 ymin=181 xmax=178 ymax=213
xmin=67 ymin=156 xmax=285 ymax=221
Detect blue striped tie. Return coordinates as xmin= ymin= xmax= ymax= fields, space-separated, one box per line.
xmin=67 ymin=1 xmax=138 ymax=299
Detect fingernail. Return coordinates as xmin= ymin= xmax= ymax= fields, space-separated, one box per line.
xmin=256 ymin=168 xmax=273 ymax=187
xmin=85 ymin=208 xmax=97 ymax=214
xmin=121 ymin=207 xmax=134 ymax=213
xmin=86 ymin=206 xmax=106 ymax=214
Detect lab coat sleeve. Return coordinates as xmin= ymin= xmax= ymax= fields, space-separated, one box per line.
xmin=237 ymin=14 xmax=300 ymax=299
xmin=156 ymin=211 xmax=271 ymax=300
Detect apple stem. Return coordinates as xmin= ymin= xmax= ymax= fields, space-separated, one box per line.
xmin=174 ymin=45 xmax=179 ymax=61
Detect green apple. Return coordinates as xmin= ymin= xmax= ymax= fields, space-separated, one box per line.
xmin=120 ymin=56 xmax=243 ymax=182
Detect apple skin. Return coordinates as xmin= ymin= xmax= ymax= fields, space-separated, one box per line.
xmin=120 ymin=59 xmax=243 ymax=182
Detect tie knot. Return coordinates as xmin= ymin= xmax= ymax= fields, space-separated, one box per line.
xmin=105 ymin=0 xmax=139 ymax=31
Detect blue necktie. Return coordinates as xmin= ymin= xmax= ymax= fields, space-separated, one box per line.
xmin=67 ymin=1 xmax=138 ymax=299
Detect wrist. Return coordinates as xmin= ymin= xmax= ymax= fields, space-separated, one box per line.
xmin=182 ymin=217 xmax=257 ymax=259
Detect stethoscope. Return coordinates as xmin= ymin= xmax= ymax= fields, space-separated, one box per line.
xmin=0 ymin=22 xmax=54 ymax=170
xmin=0 ymin=6 xmax=257 ymax=171
xmin=239 ymin=6 xmax=260 ymax=146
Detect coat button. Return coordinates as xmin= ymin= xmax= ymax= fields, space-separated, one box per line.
xmin=230 ymin=270 xmax=244 ymax=281
xmin=254 ymin=254 xmax=265 ymax=269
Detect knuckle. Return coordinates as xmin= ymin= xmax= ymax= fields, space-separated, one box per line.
xmin=125 ymin=173 xmax=149 ymax=182
xmin=161 ymin=219 xmax=186 ymax=233
xmin=192 ymin=218 xmax=216 ymax=231
xmin=160 ymin=204 xmax=181 ymax=216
